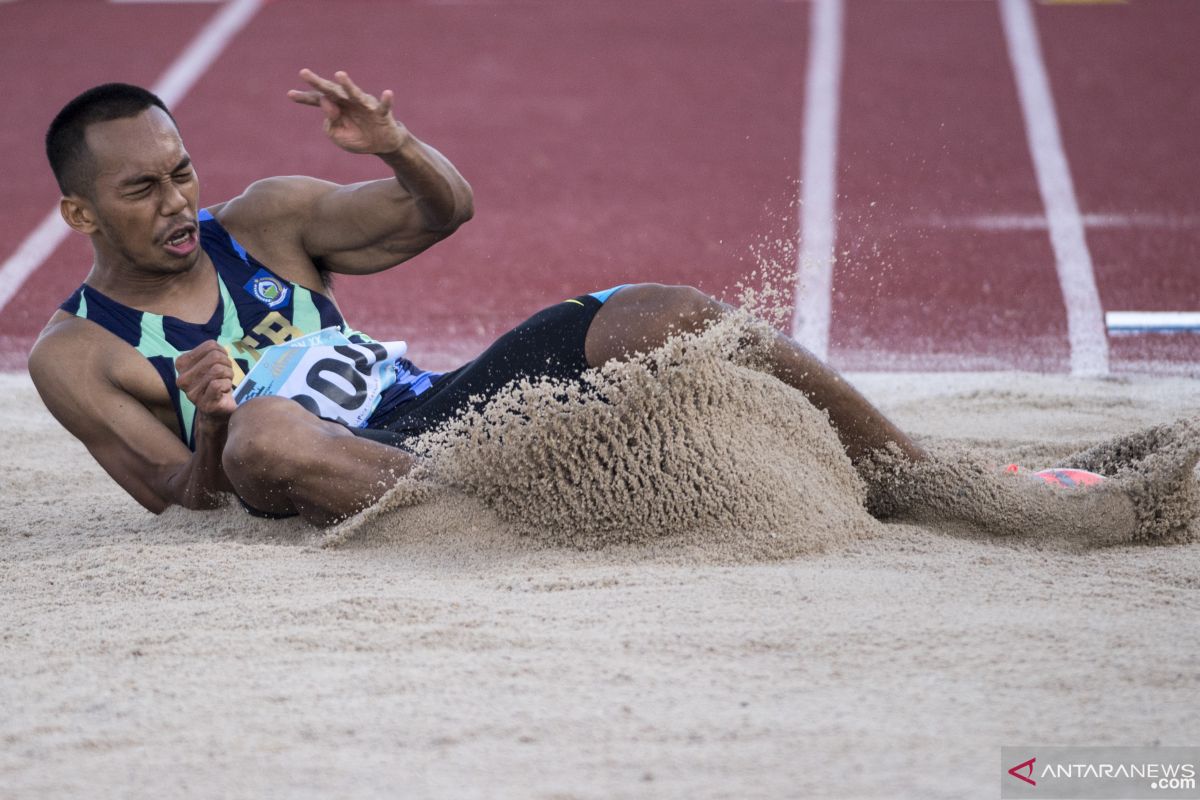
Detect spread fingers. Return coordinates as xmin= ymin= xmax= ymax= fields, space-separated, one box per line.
xmin=298 ymin=68 xmax=348 ymax=101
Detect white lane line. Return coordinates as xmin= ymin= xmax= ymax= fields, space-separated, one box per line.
xmin=999 ymin=0 xmax=1108 ymax=376
xmin=790 ymin=0 xmax=843 ymax=361
xmin=924 ymin=212 xmax=1200 ymax=232
xmin=0 ymin=0 xmax=262 ymax=318
xmin=1107 ymin=311 xmax=1200 ymax=334
xmin=0 ymin=211 xmax=71 ymax=316
xmin=134 ymin=0 xmax=262 ymax=111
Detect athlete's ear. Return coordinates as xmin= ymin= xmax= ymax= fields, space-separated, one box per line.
xmin=60 ymin=195 xmax=98 ymax=236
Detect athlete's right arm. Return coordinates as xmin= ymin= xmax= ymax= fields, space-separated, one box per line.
xmin=28 ymin=324 xmax=233 ymax=513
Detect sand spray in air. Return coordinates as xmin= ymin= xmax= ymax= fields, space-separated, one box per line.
xmin=323 ymin=231 xmax=1200 ymax=553
xmin=323 ymin=241 xmax=882 ymax=557
xmin=324 ymin=307 xmax=880 ymax=558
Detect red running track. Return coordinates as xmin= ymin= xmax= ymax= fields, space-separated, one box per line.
xmin=0 ymin=0 xmax=1196 ymax=375
xmin=1038 ymin=0 xmax=1200 ymax=371
xmin=833 ymin=0 xmax=1069 ymax=371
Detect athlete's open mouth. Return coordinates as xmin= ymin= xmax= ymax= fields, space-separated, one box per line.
xmin=162 ymin=224 xmax=198 ymax=257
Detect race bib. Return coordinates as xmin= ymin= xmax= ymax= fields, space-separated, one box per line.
xmin=232 ymin=327 xmax=407 ymax=428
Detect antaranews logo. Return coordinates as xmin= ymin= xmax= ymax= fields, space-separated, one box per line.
xmin=1001 ymin=747 xmax=1200 ymax=799
xmin=1008 ymin=756 xmax=1037 ymax=787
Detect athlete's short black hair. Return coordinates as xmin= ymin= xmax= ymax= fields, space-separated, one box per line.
xmin=45 ymin=83 xmax=178 ymax=197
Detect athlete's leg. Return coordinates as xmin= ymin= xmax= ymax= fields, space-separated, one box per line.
xmin=584 ymin=283 xmax=925 ymax=464
xmin=222 ymin=396 xmax=415 ymax=525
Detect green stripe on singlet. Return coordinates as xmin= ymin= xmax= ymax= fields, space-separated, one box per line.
xmin=217 ymin=277 xmax=243 ymax=341
xmin=134 ymin=312 xmax=195 ymax=442
xmin=292 ymin=286 xmax=321 ymax=335
xmin=137 ymin=312 xmax=172 ymax=358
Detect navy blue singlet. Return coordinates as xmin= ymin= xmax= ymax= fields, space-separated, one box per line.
xmin=59 ymin=209 xmax=440 ymax=448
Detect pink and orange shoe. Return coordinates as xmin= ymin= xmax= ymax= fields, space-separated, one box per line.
xmin=1005 ymin=464 xmax=1106 ymax=488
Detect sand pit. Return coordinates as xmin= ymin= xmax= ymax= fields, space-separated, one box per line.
xmin=3 ymin=357 xmax=1199 ymax=798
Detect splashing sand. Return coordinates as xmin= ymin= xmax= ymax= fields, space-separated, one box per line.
xmin=326 ymin=303 xmax=1199 ymax=555
xmin=328 ymin=312 xmax=880 ymax=558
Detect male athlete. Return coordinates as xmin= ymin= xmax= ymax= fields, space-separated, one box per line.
xmin=29 ymin=69 xmax=925 ymax=526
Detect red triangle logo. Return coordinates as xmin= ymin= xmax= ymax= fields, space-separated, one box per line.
xmin=1008 ymin=757 xmax=1037 ymax=786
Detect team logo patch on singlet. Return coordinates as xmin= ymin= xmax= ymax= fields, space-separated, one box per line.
xmin=233 ymin=327 xmax=407 ymax=427
xmin=244 ymin=268 xmax=290 ymax=309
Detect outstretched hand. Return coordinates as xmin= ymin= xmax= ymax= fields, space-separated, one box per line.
xmin=288 ymin=68 xmax=409 ymax=155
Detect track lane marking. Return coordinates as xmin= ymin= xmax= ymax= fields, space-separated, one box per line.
xmin=924 ymin=212 xmax=1200 ymax=231
xmin=0 ymin=0 xmax=262 ymax=317
xmin=1107 ymin=312 xmax=1200 ymax=334
xmin=1000 ymin=0 xmax=1109 ymax=376
xmin=790 ymin=0 xmax=843 ymax=361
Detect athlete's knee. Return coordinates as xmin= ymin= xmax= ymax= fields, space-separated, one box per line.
xmin=614 ymin=281 xmax=715 ymax=319
xmin=222 ymin=397 xmax=310 ymax=480
xmin=587 ymin=283 xmax=727 ymax=366
xmin=622 ymin=283 xmax=723 ymax=330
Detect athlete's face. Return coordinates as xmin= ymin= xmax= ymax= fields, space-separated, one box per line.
xmin=69 ymin=108 xmax=202 ymax=275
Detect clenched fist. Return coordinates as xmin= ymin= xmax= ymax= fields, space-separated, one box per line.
xmin=175 ymin=341 xmax=237 ymax=421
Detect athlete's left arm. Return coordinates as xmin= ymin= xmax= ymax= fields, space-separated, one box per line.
xmin=285 ymin=68 xmax=474 ymax=275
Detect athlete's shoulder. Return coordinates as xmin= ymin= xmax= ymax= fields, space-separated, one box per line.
xmin=33 ymin=310 xmax=105 ymax=352
xmin=211 ymin=175 xmax=337 ymax=232
xmin=30 ymin=311 xmax=131 ymax=383
xmin=28 ymin=313 xmax=116 ymax=427
xmin=208 ymin=176 xmax=336 ymax=291
xmin=30 ymin=309 xmax=174 ymax=430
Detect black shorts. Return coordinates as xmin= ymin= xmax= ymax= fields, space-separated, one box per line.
xmin=353 ymin=291 xmax=611 ymax=450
